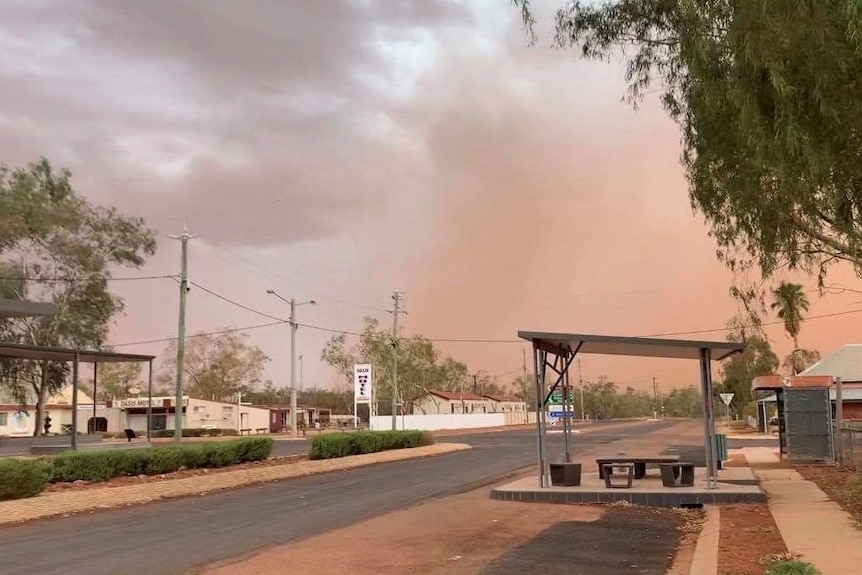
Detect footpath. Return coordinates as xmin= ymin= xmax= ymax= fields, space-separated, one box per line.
xmin=686 ymin=441 xmax=862 ymax=575
xmin=741 ymin=445 xmax=862 ymax=575
xmin=0 ymin=442 xmax=470 ymax=525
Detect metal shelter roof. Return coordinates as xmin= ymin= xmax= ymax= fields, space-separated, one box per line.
xmin=751 ymin=374 xmax=834 ymax=392
xmin=517 ymin=331 xmax=744 ymax=361
xmin=0 ymin=342 xmax=154 ymax=363
xmin=0 ymin=299 xmax=57 ymax=319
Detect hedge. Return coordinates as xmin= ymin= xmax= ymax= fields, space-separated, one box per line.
xmin=48 ymin=437 xmax=273 ymax=483
xmin=0 ymin=459 xmax=50 ymax=502
xmin=309 ymin=430 xmax=433 ymax=460
xmin=0 ymin=437 xmax=273 ymax=501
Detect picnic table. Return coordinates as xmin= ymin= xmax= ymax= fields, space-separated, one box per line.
xmin=596 ymin=455 xmax=680 ymax=480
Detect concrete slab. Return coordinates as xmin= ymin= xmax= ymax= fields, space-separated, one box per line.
xmin=490 ymin=467 xmax=765 ymax=508
xmin=744 ymin=446 xmax=862 ymax=575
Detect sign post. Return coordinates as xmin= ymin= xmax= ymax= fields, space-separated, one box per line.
xmin=719 ymin=392 xmax=734 ymax=420
xmin=354 ymin=364 xmax=372 ymax=429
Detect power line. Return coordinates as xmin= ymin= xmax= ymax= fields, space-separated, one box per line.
xmin=0 ymin=274 xmax=175 ymax=282
xmin=110 ymin=284 xmax=862 ymax=351
xmin=113 ymin=321 xmax=287 ymax=347
xmin=214 ymin=243 xmax=390 ymax=313
xmin=189 ymin=281 xmax=286 ymax=322
xmin=643 ymin=307 xmax=862 ymax=338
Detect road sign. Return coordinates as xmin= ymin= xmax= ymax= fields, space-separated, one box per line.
xmin=549 ymin=391 xmax=576 ymax=405
xmin=549 ymin=411 xmax=577 ymax=418
xmin=354 ymin=364 xmax=372 ymax=404
xmin=719 ymin=393 xmax=734 ymax=407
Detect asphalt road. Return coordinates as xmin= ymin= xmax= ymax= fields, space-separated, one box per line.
xmin=0 ymin=420 xmax=715 ymax=575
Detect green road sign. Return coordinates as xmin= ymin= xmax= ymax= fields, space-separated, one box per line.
xmin=549 ymin=390 xmax=576 ymax=405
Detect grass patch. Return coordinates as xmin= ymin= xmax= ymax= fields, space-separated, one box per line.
xmin=309 ymin=430 xmax=433 ymax=460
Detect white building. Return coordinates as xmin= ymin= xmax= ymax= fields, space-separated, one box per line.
xmin=0 ymin=386 xmax=113 ymax=437
xmin=483 ymin=394 xmax=527 ymax=413
xmin=413 ymin=391 xmax=490 ymax=415
xmin=110 ymin=396 xmax=271 ymax=435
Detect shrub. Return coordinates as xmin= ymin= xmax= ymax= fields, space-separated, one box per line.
xmin=50 ymin=450 xmax=150 ymax=483
xmin=0 ymin=459 xmax=50 ymax=501
xmin=49 ymin=437 xmax=273 ymax=483
xmin=765 ymin=560 xmax=821 ymax=575
xmin=309 ymin=430 xmax=433 ymax=460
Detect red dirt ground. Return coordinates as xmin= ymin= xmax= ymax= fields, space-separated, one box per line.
xmin=718 ymin=504 xmax=787 ymax=575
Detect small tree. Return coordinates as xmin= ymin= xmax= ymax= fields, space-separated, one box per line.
xmin=159 ymin=331 xmax=269 ymax=402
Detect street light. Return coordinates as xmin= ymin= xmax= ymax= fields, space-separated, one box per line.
xmin=266 ymin=289 xmax=316 ymax=437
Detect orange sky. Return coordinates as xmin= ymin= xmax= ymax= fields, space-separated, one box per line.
xmin=2 ymin=1 xmax=862 ymax=393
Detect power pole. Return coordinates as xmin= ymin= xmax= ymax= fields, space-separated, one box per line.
xmin=577 ymin=359 xmax=585 ymax=420
xmin=169 ymin=225 xmax=196 ymax=443
xmin=390 ymin=291 xmax=403 ymax=430
xmin=290 ymin=298 xmax=298 ymax=437
xmin=653 ymin=377 xmax=659 ymax=420
xmin=472 ymin=373 xmax=479 ymax=395
xmin=299 ymin=354 xmax=304 ymax=391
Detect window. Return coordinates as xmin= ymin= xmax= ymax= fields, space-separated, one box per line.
xmin=0 ymin=412 xmax=7 ymax=426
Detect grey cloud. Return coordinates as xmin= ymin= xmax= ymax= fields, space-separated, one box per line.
xmin=0 ymin=0 xmax=473 ymax=246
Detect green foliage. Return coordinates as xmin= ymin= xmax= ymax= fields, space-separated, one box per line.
xmin=47 ymin=437 xmax=272 ymax=483
xmin=80 ymin=363 xmax=144 ymax=402
xmin=152 ymin=428 xmax=239 ymax=438
xmin=321 ymin=318 xmax=480 ymax=415
xmin=50 ymin=449 xmax=150 ymax=482
xmin=159 ymin=331 xmax=269 ymax=402
xmin=517 ymin=1 xmax=862 ymax=281
xmin=0 ymin=158 xmax=157 ymax=433
xmin=765 ymin=559 xmax=821 ymax=575
xmin=662 ymin=386 xmax=703 ymax=418
xmin=308 ymin=430 xmax=433 ymax=460
xmin=0 ymin=459 xmax=50 ymax=501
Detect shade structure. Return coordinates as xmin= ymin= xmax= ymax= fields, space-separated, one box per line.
xmin=0 ymin=300 xmax=57 ymax=319
xmin=519 ymin=331 xmax=744 ymax=490
xmin=519 ymin=331 xmax=743 ymax=361
xmin=0 ymin=342 xmax=154 ymax=364
xmin=0 ymin=343 xmax=155 ymax=449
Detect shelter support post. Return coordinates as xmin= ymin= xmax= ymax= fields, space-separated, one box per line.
xmin=561 ymin=347 xmax=571 ymax=463
xmin=92 ymin=362 xmax=98 ymax=434
xmin=532 ymin=342 xmax=546 ymax=487
xmin=71 ymin=352 xmax=80 ymax=450
xmin=147 ymin=360 xmax=153 ymax=443
xmin=835 ymin=376 xmax=843 ymax=464
xmin=699 ymin=348 xmax=717 ymax=489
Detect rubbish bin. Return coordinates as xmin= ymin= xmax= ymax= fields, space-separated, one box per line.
xmin=715 ymin=434 xmax=728 ymax=469
xmin=549 ymin=462 xmax=582 ymax=486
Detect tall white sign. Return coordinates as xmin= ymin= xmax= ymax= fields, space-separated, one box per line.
xmin=719 ymin=393 xmax=734 ymax=407
xmin=354 ymin=364 xmax=372 ymax=428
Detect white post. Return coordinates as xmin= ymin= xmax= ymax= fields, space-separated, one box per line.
xmin=236 ymin=391 xmax=242 ymax=433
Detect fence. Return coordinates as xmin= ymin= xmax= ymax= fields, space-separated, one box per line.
xmin=369 ymin=411 xmax=537 ymax=432
xmin=836 ymin=422 xmax=862 ymax=469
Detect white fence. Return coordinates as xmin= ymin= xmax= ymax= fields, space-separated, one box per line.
xmin=369 ymin=411 xmax=536 ymax=431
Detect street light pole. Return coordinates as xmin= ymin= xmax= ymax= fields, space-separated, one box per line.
xmin=267 ymin=289 xmax=315 ymax=438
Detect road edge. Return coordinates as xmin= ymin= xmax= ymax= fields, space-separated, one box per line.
xmin=0 ymin=443 xmax=472 ymax=526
